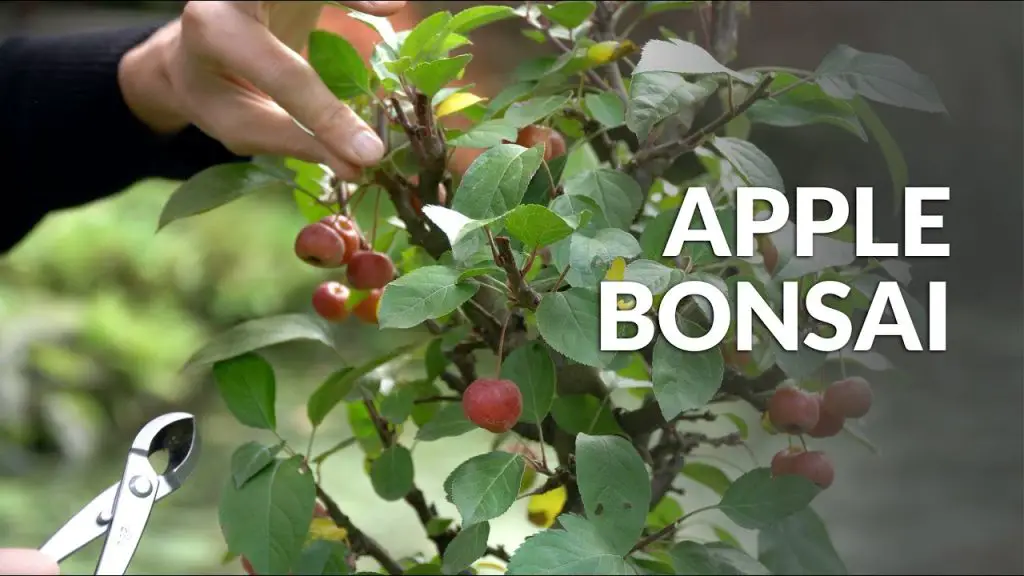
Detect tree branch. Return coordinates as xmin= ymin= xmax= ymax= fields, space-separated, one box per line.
xmin=316 ymin=485 xmax=404 ymax=575
xmin=494 ymin=236 xmax=540 ymax=310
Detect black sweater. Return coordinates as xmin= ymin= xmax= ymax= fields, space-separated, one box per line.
xmin=0 ymin=25 xmax=244 ymax=255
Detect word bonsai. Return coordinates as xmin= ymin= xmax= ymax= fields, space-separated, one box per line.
xmin=159 ymin=1 xmax=945 ymax=574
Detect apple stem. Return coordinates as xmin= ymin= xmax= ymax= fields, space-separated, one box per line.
xmin=496 ymin=310 xmax=513 ymax=377
xmin=371 ymin=187 xmax=382 ymax=246
xmin=798 ymin=434 xmax=808 ymax=451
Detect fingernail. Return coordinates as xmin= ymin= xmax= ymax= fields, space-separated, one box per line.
xmin=351 ymin=130 xmax=385 ymax=165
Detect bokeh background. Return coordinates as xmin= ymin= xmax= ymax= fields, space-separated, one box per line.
xmin=0 ymin=1 xmax=1021 ymax=574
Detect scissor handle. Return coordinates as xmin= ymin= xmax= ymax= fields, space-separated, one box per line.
xmin=39 ymin=483 xmax=120 ymax=563
xmin=93 ymin=451 xmax=161 ymax=575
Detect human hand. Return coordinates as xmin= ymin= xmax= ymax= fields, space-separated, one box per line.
xmin=0 ymin=549 xmax=59 ymax=575
xmin=118 ymin=1 xmax=407 ymax=180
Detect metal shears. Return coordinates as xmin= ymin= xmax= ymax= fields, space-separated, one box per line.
xmin=38 ymin=412 xmax=200 ymax=575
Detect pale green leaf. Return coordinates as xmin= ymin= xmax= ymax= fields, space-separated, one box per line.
xmin=634 ymin=39 xmax=757 ymax=83
xmin=501 ymin=341 xmax=557 ymax=423
xmin=213 ymin=353 xmax=277 ymax=431
xmin=719 ymin=468 xmax=821 ymax=530
xmin=536 ymin=288 xmax=615 ymax=368
xmin=452 ymin=144 xmax=545 ymax=219
xmin=575 ymin=434 xmax=651 ymax=554
xmin=445 ymin=451 xmax=525 ymax=525
xmin=651 ymin=331 xmax=724 ymax=420
xmin=378 ymin=266 xmax=479 ymax=329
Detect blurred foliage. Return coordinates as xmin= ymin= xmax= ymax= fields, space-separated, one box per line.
xmin=0 ymin=179 xmax=327 ymax=464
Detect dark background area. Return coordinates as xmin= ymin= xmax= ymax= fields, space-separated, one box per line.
xmin=0 ymin=2 xmax=1020 ymax=574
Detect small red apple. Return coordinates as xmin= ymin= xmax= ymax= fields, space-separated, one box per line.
xmin=353 ymin=289 xmax=382 ymax=324
xmin=516 ymin=125 xmax=566 ymax=161
xmin=807 ymin=395 xmax=846 ymax=438
xmin=823 ymin=376 xmax=873 ymax=419
xmin=462 ymin=378 xmax=523 ymax=433
xmin=767 ymin=384 xmax=820 ymax=434
xmin=347 ymin=251 xmax=396 ymax=290
xmin=320 ymin=215 xmax=362 ymax=265
xmin=295 ymin=222 xmax=347 ymax=268
xmin=312 ymin=281 xmax=350 ymax=322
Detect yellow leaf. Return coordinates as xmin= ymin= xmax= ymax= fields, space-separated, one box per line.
xmin=585 ymin=40 xmax=639 ymax=66
xmin=436 ymin=92 xmax=486 ymax=118
xmin=604 ymin=257 xmax=626 ymax=281
xmin=526 ymin=485 xmax=567 ymax=528
xmin=474 ymin=561 xmax=507 ymax=574
xmin=760 ymin=411 xmax=779 ymax=435
xmin=308 ymin=517 xmax=349 ymax=543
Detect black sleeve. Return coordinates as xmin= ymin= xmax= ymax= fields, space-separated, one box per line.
xmin=0 ymin=25 xmax=247 ymax=255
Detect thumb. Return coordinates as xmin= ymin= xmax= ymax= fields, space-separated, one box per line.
xmin=0 ymin=549 xmax=60 ymax=575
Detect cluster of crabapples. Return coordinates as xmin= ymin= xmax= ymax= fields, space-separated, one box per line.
xmin=293 ymin=214 xmax=396 ymax=324
xmin=766 ymin=376 xmax=874 ymax=489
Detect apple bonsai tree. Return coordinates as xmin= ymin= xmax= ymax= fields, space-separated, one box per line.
xmin=157 ymin=1 xmax=945 ymax=574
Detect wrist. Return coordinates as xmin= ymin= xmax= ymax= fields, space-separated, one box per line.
xmin=117 ymin=20 xmax=190 ymax=135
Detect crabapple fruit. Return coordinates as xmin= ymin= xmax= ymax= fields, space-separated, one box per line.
xmin=353 ymin=289 xmax=382 ymax=324
xmin=790 ymin=450 xmax=835 ymax=488
xmin=312 ymin=281 xmax=350 ymax=322
xmin=770 ymin=446 xmax=803 ymax=477
xmin=807 ymin=395 xmax=846 ymax=438
xmin=516 ymin=125 xmax=567 ymax=161
xmin=767 ymin=384 xmax=820 ymax=434
xmin=823 ymin=376 xmax=873 ymax=419
xmin=295 ymin=222 xmax=347 ymax=268
xmin=347 ymin=251 xmax=396 ymax=290
xmin=320 ymin=215 xmax=362 ymax=265
xmin=462 ymin=378 xmax=523 ymax=433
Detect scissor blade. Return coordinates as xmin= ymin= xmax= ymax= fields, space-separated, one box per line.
xmin=38 ymin=482 xmax=119 ymax=563
xmin=93 ymin=454 xmax=160 ymax=576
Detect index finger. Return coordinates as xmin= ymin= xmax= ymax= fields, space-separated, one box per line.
xmin=338 ymin=1 xmax=407 ymax=16
xmin=183 ymin=3 xmax=385 ymax=166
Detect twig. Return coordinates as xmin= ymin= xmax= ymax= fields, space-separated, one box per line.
xmin=495 ymin=236 xmax=541 ymax=309
xmin=629 ymin=504 xmax=718 ymax=554
xmin=316 ymin=485 xmax=404 ymax=575
xmin=414 ymin=394 xmax=462 ymax=404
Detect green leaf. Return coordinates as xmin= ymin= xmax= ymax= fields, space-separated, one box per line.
xmin=457 ymin=266 xmax=504 ymax=283
xmin=758 ymin=508 xmax=848 ymax=575
xmin=650 ymin=331 xmax=724 ymax=421
xmin=348 ymin=401 xmax=385 ymax=457
xmin=378 ymin=266 xmax=480 ymax=330
xmin=634 ymin=39 xmax=758 ymax=84
xmin=646 ymin=496 xmax=683 ymax=530
xmin=407 ymin=54 xmax=473 ymax=97
xmin=231 ymin=442 xmax=284 ymax=489
xmin=307 ymin=342 xmax=420 ymax=426
xmin=445 ymin=451 xmax=525 ymax=525
xmin=213 ymin=353 xmax=277 ymax=431
xmin=681 ymin=462 xmax=731 ymax=496
xmin=584 ymin=92 xmax=626 ymax=128
xmin=308 ymin=31 xmax=371 ymax=99
xmin=370 ymin=445 xmax=415 ymax=501
xmin=563 ymin=169 xmax=644 ymax=230
xmin=536 ymin=288 xmax=615 ymax=369
xmin=711 ymin=137 xmax=785 ymax=190
xmin=449 ymin=120 xmax=519 ymax=148
xmin=158 ymin=163 xmax=290 ymax=230
xmin=294 ymin=540 xmax=353 ymax=575
xmin=219 ymin=456 xmax=315 ymax=575
xmin=567 ymin=228 xmax=642 ymax=288
xmin=627 ymin=72 xmax=716 ymax=141
xmin=502 ymin=93 xmax=573 ymax=128
xmin=644 ymin=1 xmax=698 ymax=15
xmin=723 ymin=413 xmax=748 ymax=439
xmin=452 ymin=144 xmax=545 ymax=219
xmin=624 ymin=259 xmax=677 ymax=295
xmin=416 ymin=402 xmax=477 ymax=441
xmin=850 ymin=96 xmax=908 ymax=212
xmin=184 ymin=314 xmax=334 ymax=370
xmin=668 ymin=541 xmax=770 ymax=575
xmin=538 ymin=1 xmax=596 ymax=28
xmin=379 ymin=385 xmax=417 ymax=424
xmin=505 ymin=204 xmax=578 ymax=248
xmin=550 ymin=395 xmax=625 ymax=436
xmin=506 ymin=514 xmax=639 ymax=575
xmin=420 ymin=205 xmax=500 ymax=262
xmin=814 ymin=44 xmax=946 ymax=113
xmin=426 ymin=517 xmax=455 ymax=537
xmin=500 ymin=341 xmax=556 ymax=423
xmin=346 ymin=9 xmax=398 ymax=50
xmin=638 ymin=209 xmax=676 ymax=261
xmin=718 ymin=468 xmax=821 ymax=530
xmin=522 ymin=154 xmax=569 ymax=206
xmin=747 ymin=74 xmax=867 ymax=141
xmin=400 ymin=11 xmax=453 ymax=61
xmin=575 ymin=434 xmax=651 ymax=554
xmin=449 ymin=5 xmax=517 ymax=34
xmin=441 ymin=522 xmax=491 ymax=574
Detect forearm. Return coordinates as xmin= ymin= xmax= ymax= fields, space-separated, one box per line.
xmin=0 ymin=25 xmax=244 ymax=254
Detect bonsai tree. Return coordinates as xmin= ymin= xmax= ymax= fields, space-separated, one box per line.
xmin=159 ymin=1 xmax=945 ymax=574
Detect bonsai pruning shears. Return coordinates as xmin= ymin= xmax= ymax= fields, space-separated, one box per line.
xmin=38 ymin=412 xmax=200 ymax=575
